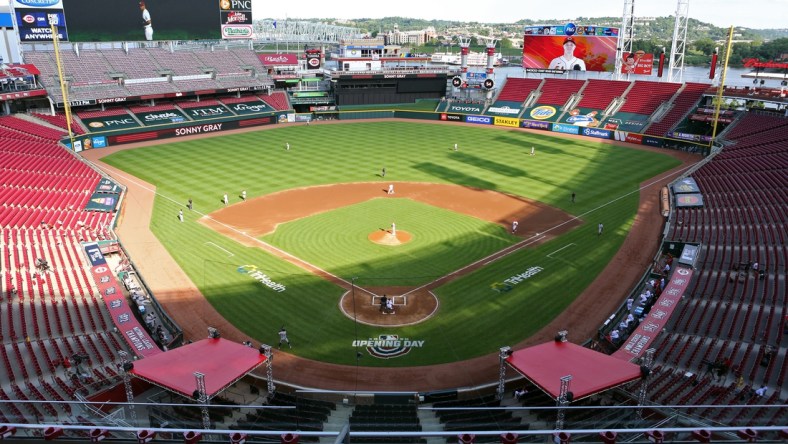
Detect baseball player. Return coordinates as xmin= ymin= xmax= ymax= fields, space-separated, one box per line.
xmin=178 ymin=209 xmax=184 ymax=222
xmin=139 ymin=1 xmax=153 ymax=41
xmin=277 ymin=327 xmax=291 ymax=349
xmin=223 ymin=193 xmax=228 ymax=206
xmin=286 ymin=142 xmax=290 ymax=150
xmin=511 ymin=221 xmax=518 ymax=233
xmin=548 ymin=37 xmax=586 ymax=71
xmin=241 ymin=190 xmax=247 ymax=201
xmin=387 ymin=184 xmax=394 ymax=195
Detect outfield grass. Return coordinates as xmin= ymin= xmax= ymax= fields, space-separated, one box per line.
xmin=102 ymin=121 xmax=681 ymax=366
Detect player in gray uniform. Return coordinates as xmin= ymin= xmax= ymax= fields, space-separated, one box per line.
xmin=278 ymin=327 xmax=291 ymax=349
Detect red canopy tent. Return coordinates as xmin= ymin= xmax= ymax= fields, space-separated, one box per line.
xmin=129 ymin=338 xmax=267 ymax=400
xmin=506 ymin=341 xmax=642 ymax=401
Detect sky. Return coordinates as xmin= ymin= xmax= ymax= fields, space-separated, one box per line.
xmin=252 ymin=0 xmax=787 ymax=29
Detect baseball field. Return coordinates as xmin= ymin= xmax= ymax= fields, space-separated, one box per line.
xmin=100 ymin=120 xmax=682 ymax=367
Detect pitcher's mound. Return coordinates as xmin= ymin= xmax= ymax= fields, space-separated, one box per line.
xmin=368 ymin=230 xmax=412 ymax=246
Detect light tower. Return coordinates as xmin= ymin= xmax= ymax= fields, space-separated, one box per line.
xmin=667 ymin=0 xmax=690 ymax=82
xmin=615 ymin=0 xmax=636 ymax=80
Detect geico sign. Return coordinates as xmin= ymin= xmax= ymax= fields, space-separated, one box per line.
xmin=466 ymin=115 xmax=492 ymax=124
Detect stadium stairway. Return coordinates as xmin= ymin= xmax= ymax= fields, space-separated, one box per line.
xmin=14 ymin=113 xmax=71 ymax=138
xmin=318 ymin=403 xmax=352 ymax=444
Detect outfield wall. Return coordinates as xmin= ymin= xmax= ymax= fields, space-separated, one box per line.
xmin=66 ymin=107 xmax=709 ymax=155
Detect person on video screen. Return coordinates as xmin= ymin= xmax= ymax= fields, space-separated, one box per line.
xmin=548 ymin=36 xmax=586 ymax=71
xmin=139 ymin=1 xmax=153 ymax=41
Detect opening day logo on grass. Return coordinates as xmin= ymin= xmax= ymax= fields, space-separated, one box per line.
xmin=353 ymin=335 xmax=426 ymax=359
xmin=237 ymin=265 xmax=286 ymax=292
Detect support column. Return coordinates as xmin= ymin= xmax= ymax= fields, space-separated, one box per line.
xmin=554 ymin=375 xmax=572 ymax=431
xmin=497 ymin=346 xmax=511 ymax=400
xmin=261 ymin=344 xmax=275 ymax=397
xmin=118 ymin=351 xmax=136 ymax=425
xmin=194 ymin=372 xmax=211 ymax=430
xmin=637 ymin=348 xmax=656 ymax=418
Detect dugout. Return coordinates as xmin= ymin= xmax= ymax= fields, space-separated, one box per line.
xmin=331 ymin=73 xmax=450 ymax=106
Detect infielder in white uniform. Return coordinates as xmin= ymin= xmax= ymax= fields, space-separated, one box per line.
xmin=548 ymin=37 xmax=586 ymax=71
xmin=139 ymin=1 xmax=153 ymax=41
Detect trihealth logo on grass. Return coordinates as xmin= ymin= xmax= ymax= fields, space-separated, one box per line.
xmin=494 ymin=266 xmax=543 ymax=291
xmin=237 ymin=265 xmax=286 ymax=292
xmin=353 ymin=334 xmax=425 ymax=359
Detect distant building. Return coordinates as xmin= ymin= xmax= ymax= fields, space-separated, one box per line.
xmin=384 ymin=24 xmax=436 ymax=46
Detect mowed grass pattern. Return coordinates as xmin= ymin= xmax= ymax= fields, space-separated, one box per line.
xmin=102 ymin=121 xmax=682 ymax=366
xmin=263 ymin=198 xmax=516 ymax=286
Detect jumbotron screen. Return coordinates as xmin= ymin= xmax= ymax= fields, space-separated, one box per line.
xmin=522 ymin=24 xmax=619 ymax=73
xmin=12 ymin=0 xmax=254 ymax=42
xmin=62 ymin=0 xmax=223 ymax=42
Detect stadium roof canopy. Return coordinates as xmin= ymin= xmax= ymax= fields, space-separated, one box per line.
xmin=130 ymin=338 xmax=267 ymax=399
xmin=506 ymin=341 xmax=642 ymax=401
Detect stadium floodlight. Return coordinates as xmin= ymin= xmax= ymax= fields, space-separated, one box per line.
xmin=207 ymin=327 xmax=220 ymax=339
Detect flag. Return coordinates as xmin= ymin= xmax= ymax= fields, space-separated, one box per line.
xmin=272 ymin=21 xmax=277 ymax=29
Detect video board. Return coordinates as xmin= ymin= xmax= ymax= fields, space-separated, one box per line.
xmin=12 ymin=0 xmax=68 ymax=42
xmin=12 ymin=0 xmax=255 ymax=42
xmin=522 ymin=24 xmax=618 ymax=73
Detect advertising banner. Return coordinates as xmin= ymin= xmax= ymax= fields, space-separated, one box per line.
xmin=581 ymin=127 xmax=612 ymax=139
xmin=494 ymin=116 xmax=520 ymax=128
xmin=306 ymin=52 xmax=321 ymax=70
xmin=226 ymin=101 xmax=274 ymax=115
xmin=551 ymin=123 xmax=580 ymax=135
xmin=678 ymin=244 xmax=700 ymax=267
xmin=105 ymin=116 xmax=276 ymax=146
xmin=81 ymin=115 xmax=140 ymax=131
xmin=83 ymin=243 xmax=161 ymax=358
xmin=447 ymin=103 xmax=483 ymax=114
xmin=73 ymin=135 xmax=107 ymax=150
xmin=563 ymin=108 xmax=602 ymax=127
xmin=486 ymin=102 xmax=522 ymax=116
xmin=14 ymin=5 xmax=68 ymax=42
xmin=183 ymin=105 xmax=232 ymax=120
xmin=85 ymin=192 xmax=118 ymax=212
xmin=604 ymin=116 xmax=648 ymax=132
xmin=62 ymin=0 xmax=221 ymax=42
xmin=613 ymin=130 xmax=643 ymax=144
xmin=613 ymin=267 xmax=693 ymax=360
xmin=439 ymin=113 xmax=463 ymax=122
xmin=133 ymin=109 xmax=188 ymax=126
xmin=641 ymin=135 xmax=664 ymax=147
xmin=96 ymin=178 xmax=121 ymax=194
xmin=672 ymin=177 xmax=701 ymax=194
xmin=668 ymin=131 xmax=712 ymax=143
xmin=465 ymin=115 xmax=492 ymax=125
xmin=527 ymin=105 xmax=558 ymax=121
xmin=675 ymin=193 xmax=704 ymax=208
xmin=521 ymin=120 xmax=550 ymax=130
xmin=620 ymin=51 xmax=654 ymax=75
xmin=258 ymin=53 xmax=299 ymax=66
xmin=523 ymin=24 xmax=619 ymax=72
